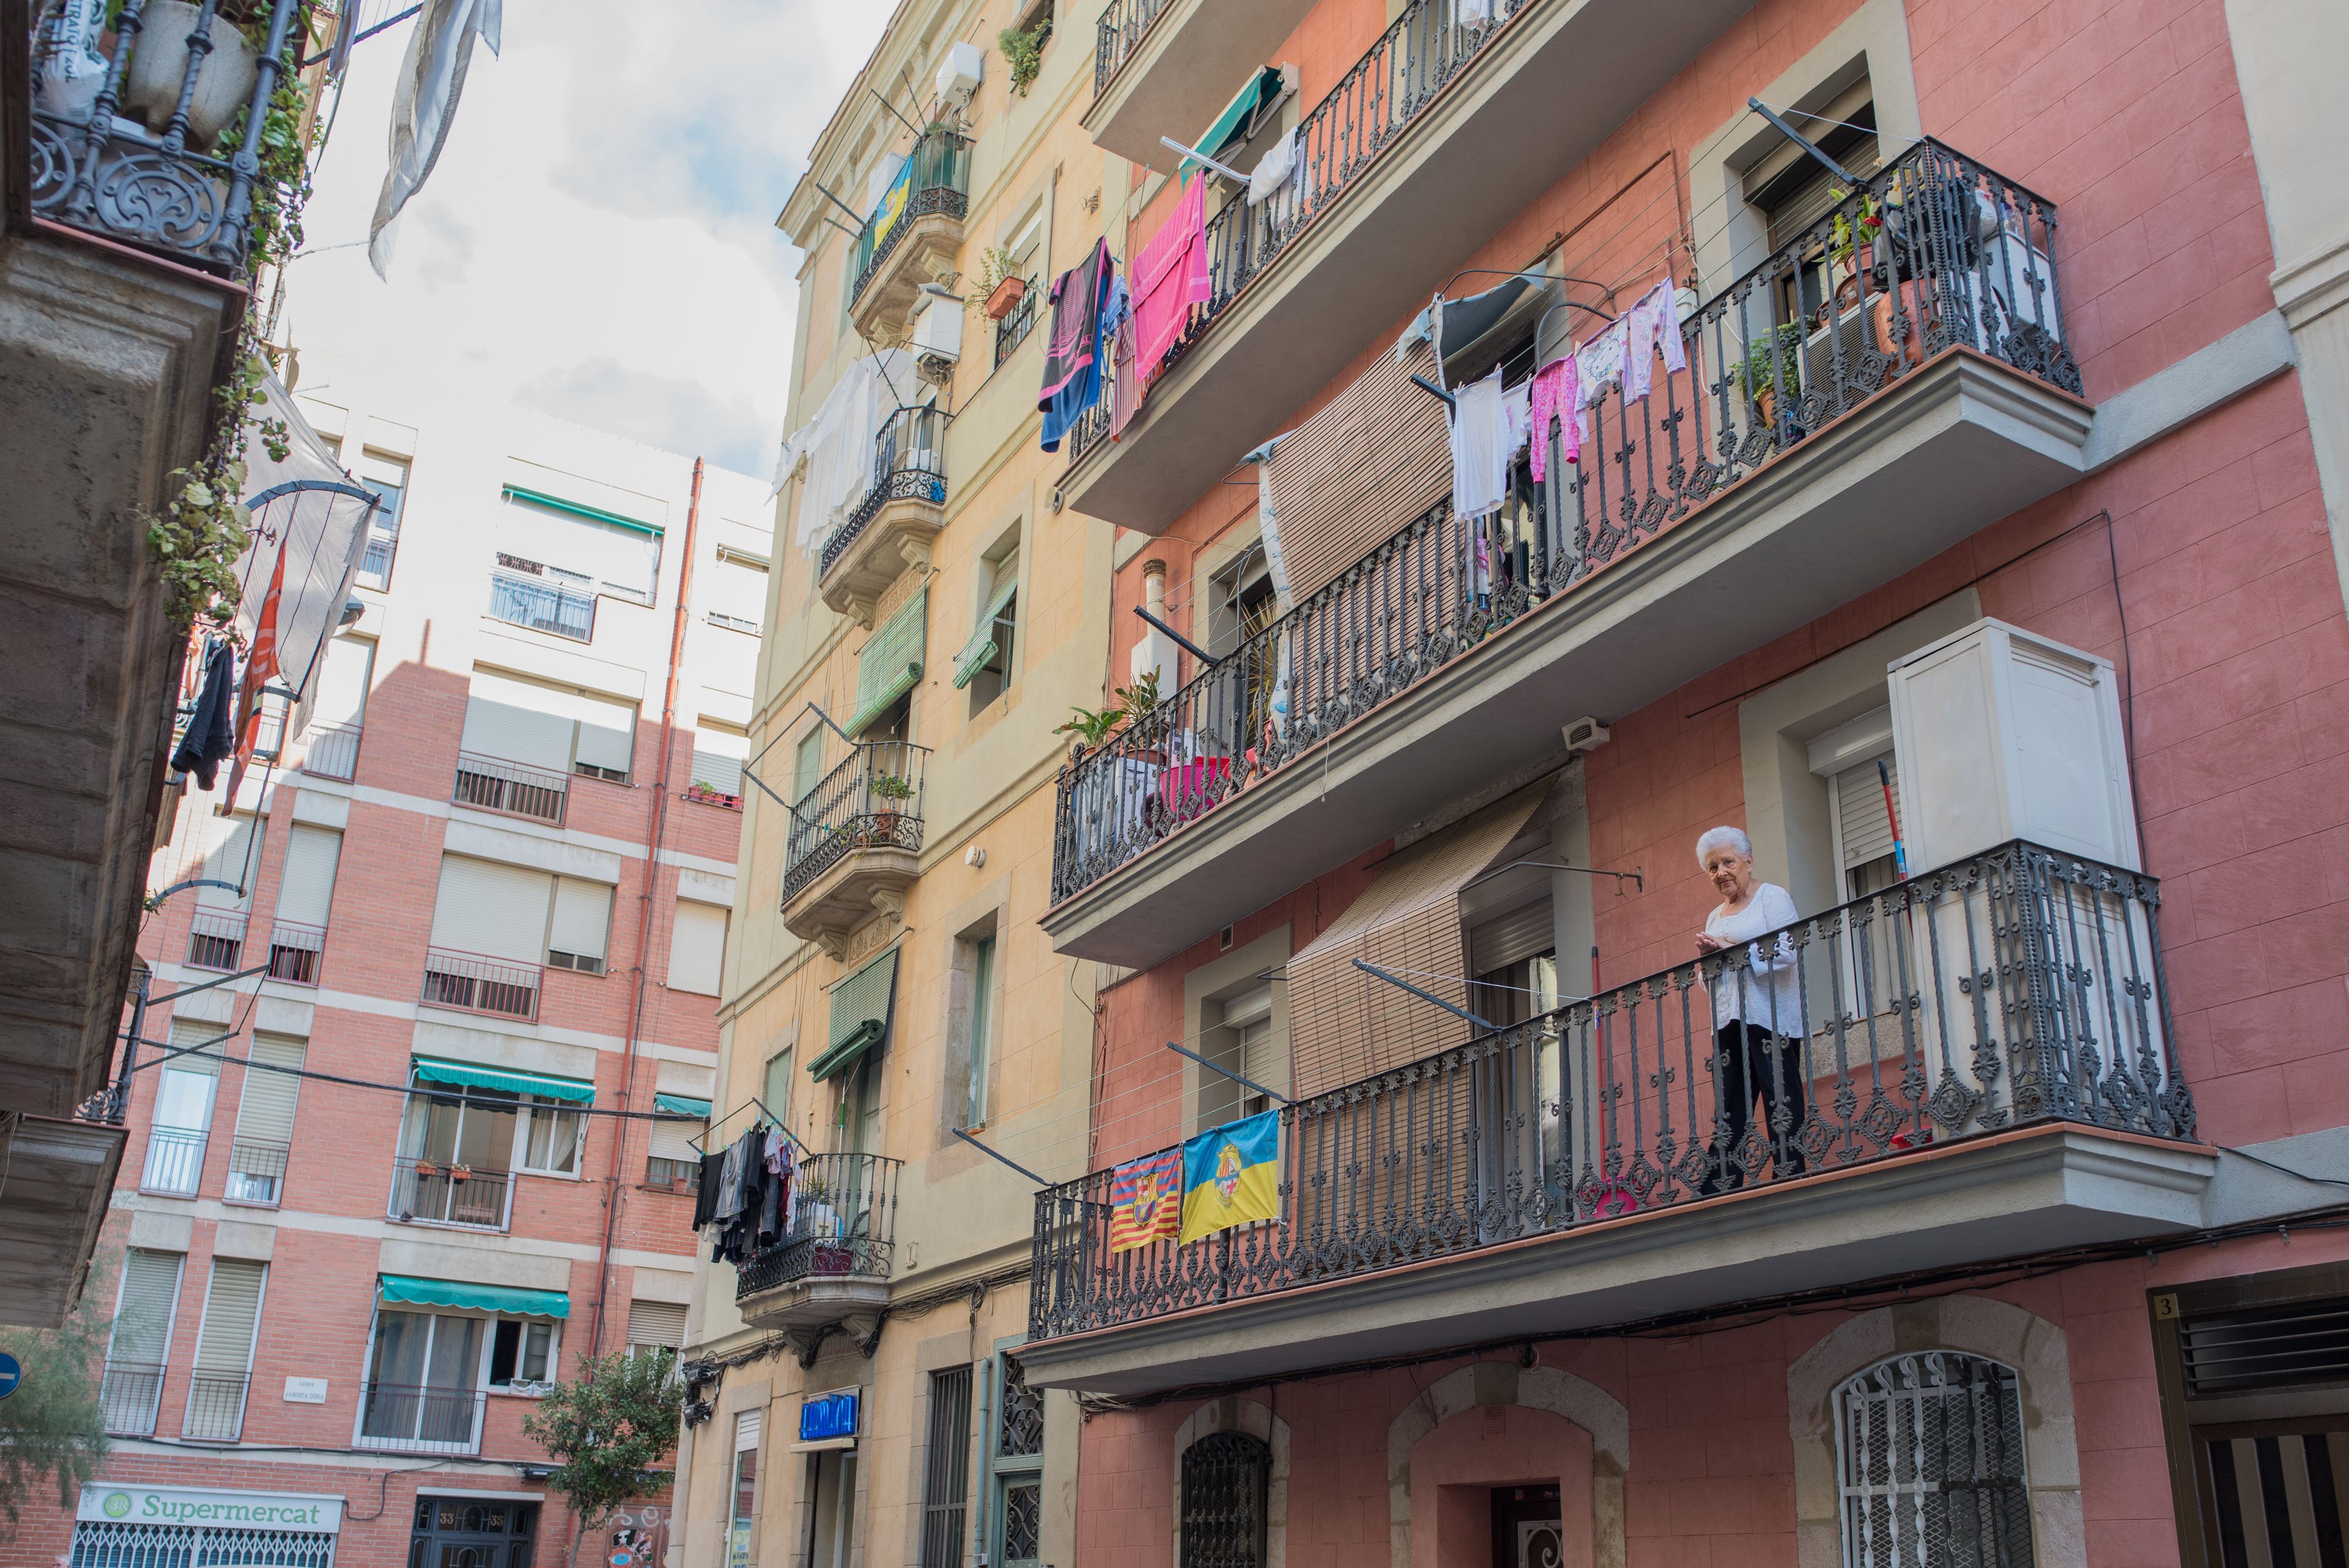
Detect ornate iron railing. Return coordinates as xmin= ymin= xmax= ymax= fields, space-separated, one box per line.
xmin=140 ymin=1125 xmax=207 ymax=1195
xmin=994 ymin=279 xmax=1040 ymax=368
xmin=99 ymin=1360 xmax=165 ymax=1436
xmin=420 ymin=947 xmax=540 ymax=1021
xmin=849 ymin=130 xmax=973 ymax=307
xmin=181 ymin=1370 xmax=250 ymax=1441
xmin=488 ymin=565 xmax=597 ymax=642
xmin=821 ymin=405 xmax=949 ymax=580
xmin=388 ymin=1154 xmax=515 ymax=1230
xmin=25 ymin=0 xmax=305 ymax=272
xmin=735 ymin=1151 xmax=903 ymax=1300
xmin=1030 ymin=842 xmax=2192 ymax=1341
xmin=1092 ymin=0 xmax=1170 ymax=97
xmin=300 ymin=721 xmax=362 ymax=782
xmin=781 ymin=740 xmax=930 ymax=905
xmin=266 ymin=918 xmax=324 ymax=985
xmin=356 ymin=1381 xmax=486 ymax=1452
xmin=1051 ymin=139 xmax=2075 ymax=903
xmin=453 ymin=750 xmax=569 ymax=825
xmin=185 ymin=904 xmax=246 ymax=971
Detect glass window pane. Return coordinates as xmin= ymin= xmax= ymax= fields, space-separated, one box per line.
xmin=522 ymin=1322 xmax=552 ymax=1381
xmin=372 ymin=1311 xmax=429 ymax=1385
xmin=154 ymin=1069 xmax=217 ymax=1131
xmin=425 ymin=1315 xmax=480 ymax=1390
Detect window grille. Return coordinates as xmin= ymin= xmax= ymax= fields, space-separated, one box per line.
xmin=998 ymin=1356 xmax=1044 ymax=1458
xmin=1837 ymin=1351 xmax=2035 ymax=1568
xmin=69 ymin=1522 xmax=336 ymax=1565
xmin=921 ymin=1365 xmax=974 ymax=1568
xmin=1181 ymin=1431 xmax=1270 ymax=1568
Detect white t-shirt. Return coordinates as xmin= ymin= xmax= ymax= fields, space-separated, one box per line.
xmin=1704 ymin=881 xmax=1803 ymax=1034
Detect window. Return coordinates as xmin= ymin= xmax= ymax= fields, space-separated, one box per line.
xmin=691 ymin=723 xmax=750 ymax=801
xmin=648 ymin=1100 xmax=704 ymax=1188
xmin=144 ymin=1022 xmax=222 ymax=1195
xmin=487 ymin=1316 xmax=558 ymax=1388
xmin=706 ymin=546 xmax=769 ymax=634
xmin=496 ymin=485 xmax=664 ymax=608
xmin=547 ymin=876 xmax=614 ymax=974
xmin=303 ymin=634 xmax=372 ymax=780
xmin=224 ymin=1032 xmax=304 ymax=1205
xmin=667 ymin=900 xmax=729 ymax=996
xmin=186 ymin=813 xmax=258 ymax=970
xmin=851 ymin=589 xmax=928 ymax=736
xmin=991 ymin=1355 xmax=1045 ymax=1568
xmin=186 ymin=1258 xmax=266 ymax=1440
xmin=626 ymin=1299 xmax=686 ymax=1359
xmin=763 ymin=1046 xmax=795 ymax=1126
xmin=921 ymin=1365 xmax=974 ymax=1568
xmin=518 ymin=1098 xmax=583 ymax=1176
xmin=730 ymin=1410 xmax=762 ymax=1564
xmin=1836 ymin=1351 xmax=2033 ymax=1568
xmin=458 ymin=669 xmax=637 ymax=797
xmin=1181 ymin=1432 xmax=1271 ymax=1568
xmin=361 ymin=1310 xmax=484 ymax=1448
xmin=101 ymin=1248 xmax=184 ymax=1436
xmin=954 ymin=543 xmax=1021 ymax=709
xmin=1811 ymin=707 xmax=1906 ymax=1024
xmin=394 ymin=1076 xmax=518 ymax=1227
xmin=1200 ymin=984 xmax=1280 ymax=1127
xmin=1743 ymin=81 xmax=1881 ymax=334
xmin=269 ymin=825 xmax=340 ymax=983
xmin=960 ymin=932 xmax=998 ymax=1130
xmin=355 ymin=451 xmax=408 ymax=591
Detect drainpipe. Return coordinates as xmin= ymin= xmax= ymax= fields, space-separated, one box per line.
xmin=587 ymin=456 xmax=704 ymax=1367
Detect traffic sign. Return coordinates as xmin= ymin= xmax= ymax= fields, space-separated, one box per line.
xmin=0 ymin=1351 xmax=21 ymax=1401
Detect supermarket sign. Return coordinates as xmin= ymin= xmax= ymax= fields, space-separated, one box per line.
xmin=78 ymin=1482 xmax=344 ymax=1532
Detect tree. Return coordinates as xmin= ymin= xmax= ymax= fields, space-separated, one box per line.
xmin=520 ymin=1348 xmax=680 ymax=1530
xmin=0 ymin=1256 xmax=113 ymax=1535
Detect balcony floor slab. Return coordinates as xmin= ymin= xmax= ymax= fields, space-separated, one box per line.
xmin=1086 ymin=0 xmax=1320 ymax=172
xmin=0 ymin=1115 xmax=127 ymax=1327
xmin=738 ymin=1277 xmax=893 ymax=1335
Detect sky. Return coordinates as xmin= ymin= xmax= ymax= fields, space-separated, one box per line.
xmin=280 ymin=0 xmax=893 ymax=477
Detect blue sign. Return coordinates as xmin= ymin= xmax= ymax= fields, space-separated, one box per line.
xmin=799 ymin=1389 xmax=859 ymax=1443
xmin=0 ymin=1351 xmax=19 ymax=1401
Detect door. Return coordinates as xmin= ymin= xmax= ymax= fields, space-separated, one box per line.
xmin=144 ymin=1063 xmax=218 ymax=1195
xmin=1491 ymin=1484 xmax=1563 ymax=1568
xmin=408 ymin=1495 xmax=538 ymax=1568
xmin=809 ymin=1449 xmax=859 ymax=1568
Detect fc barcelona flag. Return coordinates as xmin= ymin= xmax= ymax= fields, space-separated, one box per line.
xmin=1106 ymin=1149 xmax=1182 ymax=1253
xmin=1178 ymin=1110 xmax=1281 ymax=1245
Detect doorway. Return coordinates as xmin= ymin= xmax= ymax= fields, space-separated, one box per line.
xmin=1490 ymin=1484 xmax=1563 ymax=1568
xmin=807 ymin=1448 xmax=859 ymax=1568
xmin=408 ymin=1494 xmax=538 ymax=1568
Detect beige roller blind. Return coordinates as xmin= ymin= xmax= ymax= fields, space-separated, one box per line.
xmin=667 ymin=901 xmax=728 ymax=997
xmin=198 ymin=816 xmax=260 ymax=911
xmin=626 ymin=1299 xmax=687 ymax=1350
xmin=691 ymin=726 xmax=749 ymax=796
xmin=1834 ymin=754 xmax=1903 ymax=870
xmin=549 ymin=877 xmax=613 ymax=964
xmin=462 ymin=671 xmax=578 ymax=771
xmin=571 ymin=691 xmax=639 ymax=777
xmin=193 ymin=1259 xmax=267 ymax=1372
xmin=109 ymin=1248 xmax=185 ymax=1364
xmin=1263 ymin=344 xmax=1452 ymax=601
xmin=649 ymin=1119 xmax=700 ymax=1163
xmin=274 ymin=825 xmax=341 ymax=928
xmin=428 ymin=856 xmax=553 ymax=962
xmin=314 ymin=636 xmax=373 ymax=727
xmin=167 ymin=1019 xmax=227 ymax=1077
xmin=1285 ymin=785 xmax=1548 ymax=1098
xmin=231 ymin=1033 xmax=305 ymax=1147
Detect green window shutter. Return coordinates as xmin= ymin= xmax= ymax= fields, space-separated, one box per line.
xmin=793 ymin=732 xmax=827 ymax=801
xmin=850 ymin=589 xmax=928 ymax=734
xmin=951 ymin=578 xmax=1019 ymax=690
xmin=811 ymin=948 xmax=900 ymax=1082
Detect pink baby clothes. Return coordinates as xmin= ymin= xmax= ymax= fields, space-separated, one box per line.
xmin=1527 ymin=357 xmax=1579 ymax=480
xmin=1133 ymin=173 xmax=1213 ymax=384
xmin=1622 ymin=277 xmax=1688 ymax=401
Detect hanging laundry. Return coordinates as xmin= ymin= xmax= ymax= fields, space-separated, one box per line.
xmin=1106 ymin=270 xmax=1142 ymax=440
xmin=1447 ymin=369 xmax=1517 ymax=521
xmin=171 ymin=640 xmax=240 ymax=789
xmin=1574 ymin=316 xmax=1630 ymax=444
xmin=1247 ymin=128 xmax=1299 ymax=207
xmin=1622 ymin=276 xmax=1689 ymax=400
xmin=1528 ymin=356 xmax=1579 ymax=481
xmin=1133 ymin=173 xmax=1213 ymax=386
xmin=1458 ymin=0 xmax=1498 ymax=23
xmin=1039 ymin=238 xmax=1113 ymax=453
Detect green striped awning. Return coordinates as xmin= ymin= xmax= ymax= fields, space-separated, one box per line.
xmin=810 ymin=948 xmax=899 ymax=1083
xmin=379 ymin=1274 xmax=570 ymax=1319
xmin=411 ymin=1057 xmax=595 ymax=1105
xmin=951 ymin=577 xmax=1019 ymax=690
xmin=849 ymin=589 xmax=928 ymax=735
xmin=653 ymin=1092 xmax=712 ymax=1119
xmin=1182 ymin=66 xmax=1284 ymax=180
xmin=500 ymin=484 xmax=663 ymax=536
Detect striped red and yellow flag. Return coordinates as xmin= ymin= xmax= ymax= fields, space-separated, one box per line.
xmin=1106 ymin=1148 xmax=1181 ymax=1254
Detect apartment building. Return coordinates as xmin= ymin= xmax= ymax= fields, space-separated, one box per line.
xmin=1010 ymin=0 xmax=2349 ymax=1564
xmin=0 ymin=377 xmax=770 ymax=1567
xmin=669 ymin=5 xmax=1114 ymax=1567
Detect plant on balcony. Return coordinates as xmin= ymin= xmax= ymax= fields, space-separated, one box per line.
xmin=520 ymin=1347 xmax=678 ymax=1530
xmin=998 ymin=21 xmax=1046 ymax=96
xmin=0 ymin=1251 xmax=113 ymax=1527
xmin=1731 ymin=322 xmax=1806 ymax=423
xmin=1053 ymin=668 xmax=1162 ymax=754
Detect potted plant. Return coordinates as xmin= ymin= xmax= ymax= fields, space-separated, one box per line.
xmin=449 ymin=1163 xmax=473 ymax=1181
xmin=998 ymin=21 xmax=1047 ymax=97
xmin=869 ymin=774 xmax=915 ymax=838
xmin=1732 ymin=323 xmax=1805 ymax=426
xmin=120 ymin=0 xmax=267 ymax=153
xmin=985 ymin=274 xmax=1029 ymax=321
xmin=413 ymin=1158 xmax=439 ymax=1179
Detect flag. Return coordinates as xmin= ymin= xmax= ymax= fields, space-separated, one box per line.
xmin=223 ymin=546 xmax=288 ymax=799
xmin=1106 ymin=1149 xmax=1181 ymax=1254
xmin=1178 ymin=1110 xmax=1280 ymax=1245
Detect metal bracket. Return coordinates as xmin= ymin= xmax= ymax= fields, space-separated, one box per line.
xmin=1351 ymin=959 xmax=1497 ymax=1031
xmin=1163 ymin=1040 xmax=1291 ymax=1106
xmin=952 ymin=1127 xmax=1050 ymax=1187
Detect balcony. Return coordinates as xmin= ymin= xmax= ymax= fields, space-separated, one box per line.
xmin=993 ymin=279 xmax=1039 ymax=369
xmin=780 ymin=741 xmax=929 ymax=956
xmin=420 ymin=948 xmax=541 ymax=1022
xmin=26 ymin=0 xmax=305 ymax=275
xmin=736 ymin=1151 xmax=901 ymax=1331
xmin=453 ymin=751 xmax=569 ymax=825
xmin=182 ymin=1370 xmax=249 ymax=1442
xmin=387 ymin=1155 xmax=516 ymax=1230
xmin=99 ymin=1359 xmax=164 ymax=1437
xmin=357 ymin=1381 xmax=485 ymax=1454
xmin=1022 ymin=842 xmax=2209 ymax=1394
xmin=819 ymin=406 xmax=949 ymax=625
xmin=265 ymin=918 xmax=324 ymax=985
xmin=185 ymin=905 xmax=247 ymax=971
xmin=224 ymin=1136 xmax=288 ymax=1206
xmin=1086 ymin=0 xmax=1316 ymax=170
xmin=301 ymin=721 xmax=362 ymax=782
xmin=848 ymin=130 xmax=971 ymax=340
xmin=139 ymin=1125 xmax=206 ymax=1196
xmin=1063 ymin=0 xmax=1770 ymax=532
xmin=1046 ymin=140 xmax=2092 ymax=966
xmin=488 ymin=561 xmax=596 ymax=642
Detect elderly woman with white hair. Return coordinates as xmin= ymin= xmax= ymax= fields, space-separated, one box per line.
xmin=1692 ymin=825 xmax=1809 ymax=1194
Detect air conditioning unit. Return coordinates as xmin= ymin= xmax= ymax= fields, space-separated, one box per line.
xmin=1561 ymin=716 xmax=1610 ymax=754
xmin=934 ymin=41 xmax=983 ymax=106
xmin=911 ymin=283 xmax=963 ymax=380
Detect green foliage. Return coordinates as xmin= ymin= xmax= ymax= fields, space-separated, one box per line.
xmin=1733 ymin=322 xmax=1807 ymax=400
xmin=998 ymin=23 xmax=1046 ymax=97
xmin=870 ymin=774 xmax=915 ymax=802
xmin=0 ymin=1254 xmax=114 ymax=1530
xmin=1055 ymin=668 xmax=1164 ymax=751
xmin=519 ymin=1348 xmax=681 ymax=1529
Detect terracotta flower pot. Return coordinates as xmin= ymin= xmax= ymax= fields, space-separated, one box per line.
xmin=122 ymin=0 xmax=259 ymax=154
xmin=984 ymin=275 xmax=1028 ymax=321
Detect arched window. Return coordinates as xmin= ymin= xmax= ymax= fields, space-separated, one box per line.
xmin=1836 ymin=1351 xmax=2035 ymax=1567
xmin=1181 ymin=1430 xmax=1270 ymax=1568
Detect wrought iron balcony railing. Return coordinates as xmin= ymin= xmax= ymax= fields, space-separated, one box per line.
xmin=140 ymin=1125 xmax=206 ymax=1196
xmin=1092 ymin=0 xmax=1171 ymax=98
xmin=387 ymin=1154 xmax=515 ymax=1230
xmin=182 ymin=1370 xmax=250 ymax=1441
xmin=781 ymin=741 xmax=930 ymax=906
xmin=821 ymin=406 xmax=950 ymax=581
xmin=301 ymin=721 xmax=362 ymax=782
xmin=453 ymin=750 xmax=569 ymax=825
xmin=735 ymin=1151 xmax=903 ymax=1300
xmin=420 ymin=947 xmax=540 ymax=1022
xmin=488 ymin=565 xmax=597 ymax=642
xmin=1052 ymin=138 xmax=2076 ymax=903
xmin=25 ymin=0 xmax=305 ymax=273
xmin=266 ymin=918 xmax=324 ymax=985
xmin=993 ymin=279 xmax=1040 ymax=369
xmin=848 ymin=129 xmax=973 ymax=307
xmin=186 ymin=904 xmax=246 ymax=971
xmin=99 ymin=1360 xmax=165 ymax=1437
xmin=1031 ymin=842 xmax=2194 ymax=1342
xmin=357 ymin=1381 xmax=486 ymax=1453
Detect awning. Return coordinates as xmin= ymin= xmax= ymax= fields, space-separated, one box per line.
xmin=499 ymin=484 xmax=663 ymax=536
xmin=379 ymin=1275 xmax=570 ymax=1319
xmin=810 ymin=948 xmax=900 ymax=1083
xmin=951 ymin=577 xmax=1021 ymax=689
xmin=850 ymin=589 xmax=928 ymax=735
xmin=1184 ymin=65 xmax=1285 ymax=180
xmin=653 ymin=1092 xmax=712 ymax=1119
xmin=411 ymin=1057 xmax=595 ymax=1105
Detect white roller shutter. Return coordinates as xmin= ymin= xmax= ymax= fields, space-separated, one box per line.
xmin=167 ymin=1019 xmax=227 ymax=1077
xmin=570 ymin=692 xmax=638 ymax=777
xmin=707 ymin=555 xmax=768 ymax=627
xmin=649 ymin=1117 xmax=700 ymax=1164
xmin=198 ymin=816 xmax=260 ymax=911
xmin=667 ymin=901 xmax=728 ymax=996
xmin=274 ymin=826 xmax=341 ymax=928
xmin=193 ymin=1260 xmax=267 ymax=1372
xmin=626 ymin=1299 xmax=687 ymax=1350
xmin=314 ymin=636 xmax=373 ymax=727
xmin=429 ymin=856 xmax=553 ymax=962
xmin=549 ymin=877 xmax=613 ymax=966
xmin=232 ymin=1033 xmax=305 ymax=1147
xmin=109 ymin=1249 xmax=185 ymax=1364
xmin=1834 ymin=754 xmax=1903 ymax=870
xmin=691 ymin=727 xmax=749 ymax=796
xmin=462 ymin=672 xmax=578 ymax=772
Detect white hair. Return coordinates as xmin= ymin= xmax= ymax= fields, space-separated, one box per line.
xmin=1695 ymin=825 xmax=1753 ymax=867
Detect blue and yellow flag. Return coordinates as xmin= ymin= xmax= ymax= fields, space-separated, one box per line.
xmin=1178 ymin=1110 xmax=1280 ymax=1244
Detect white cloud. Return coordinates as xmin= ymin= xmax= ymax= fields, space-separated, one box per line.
xmin=282 ymin=0 xmax=888 ymax=466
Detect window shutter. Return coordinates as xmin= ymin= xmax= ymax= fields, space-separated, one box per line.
xmin=193 ymin=1260 xmax=266 ymax=1372
xmin=763 ymin=1049 xmax=794 ymax=1122
xmin=571 ymin=692 xmax=639 ymax=777
xmin=1834 ymin=754 xmax=1902 ymax=870
xmin=692 ymin=727 xmax=749 ymax=796
xmin=852 ymin=589 xmax=928 ymax=734
xmin=735 ymin=1410 xmax=762 ymax=1451
xmin=314 ymin=636 xmax=373 ymax=727
xmin=110 ymin=1249 xmax=185 ymax=1363
xmin=462 ymin=673 xmax=579 ymax=772
xmin=793 ymin=732 xmax=827 ymax=801
xmin=501 ymin=495 xmax=662 ymax=601
xmin=1468 ymin=897 xmax=1555 ymax=976
xmin=626 ymin=1299 xmax=687 ymax=1350
xmin=274 ymin=826 xmax=342 ymax=928
xmin=668 ymin=901 xmax=729 ymax=996
xmin=815 ymin=948 xmax=899 ymax=1081
xmin=232 ymin=1033 xmax=305 ymax=1147
xmin=429 ymin=856 xmax=554 ymax=963
xmin=199 ymin=816 xmax=260 ymax=911
xmin=650 ymin=1118 xmax=700 ymax=1164
xmin=168 ymin=1020 xmax=227 ymax=1077
xmin=952 ymin=576 xmax=1020 ymax=689
xmin=709 ymin=554 xmax=768 ymax=626
xmin=549 ymin=878 xmax=614 ymax=965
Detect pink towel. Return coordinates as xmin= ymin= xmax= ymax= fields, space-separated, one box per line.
xmin=1133 ymin=175 xmax=1213 ymax=384
xmin=1528 ymin=357 xmax=1578 ymax=480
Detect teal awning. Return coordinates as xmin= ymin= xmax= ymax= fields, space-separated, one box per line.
xmin=653 ymin=1092 xmax=712 ymax=1119
xmin=412 ymin=1056 xmax=595 ymax=1105
xmin=951 ymin=577 xmax=1020 ymax=690
xmin=501 ymin=484 xmax=663 ymax=537
xmin=1183 ymin=66 xmax=1284 ymax=180
xmin=810 ymin=949 xmax=898 ymax=1083
xmin=379 ymin=1275 xmax=570 ymax=1319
